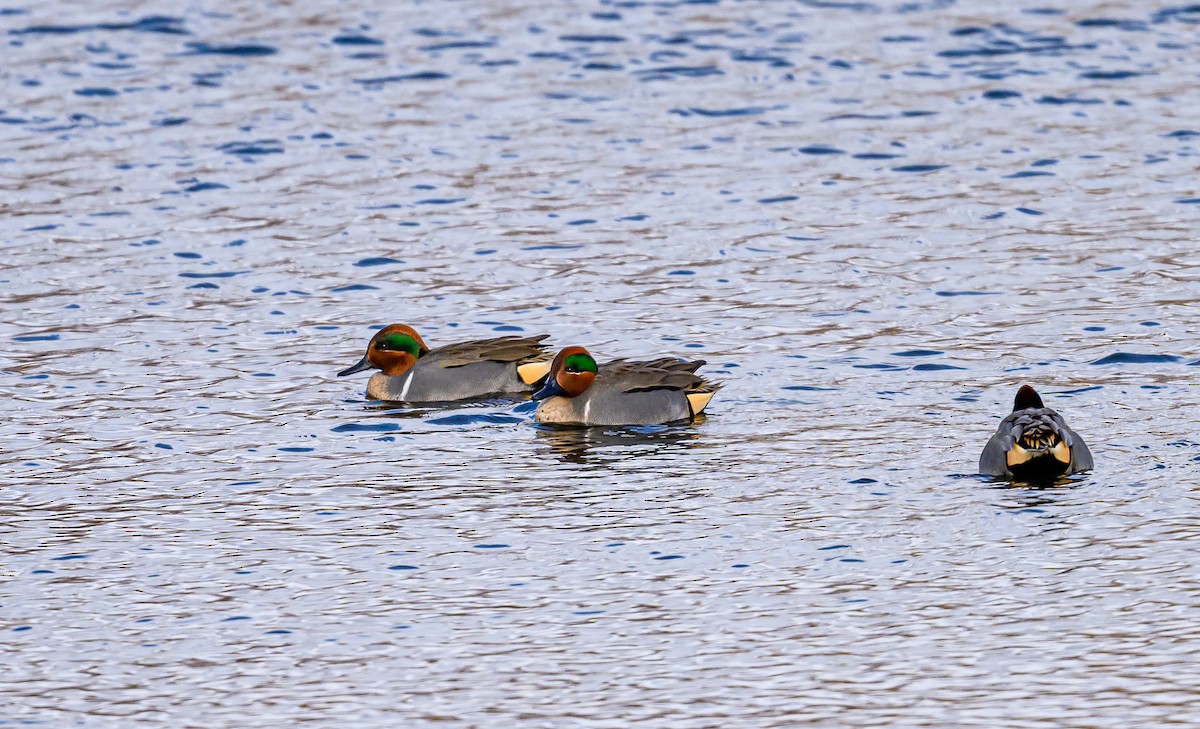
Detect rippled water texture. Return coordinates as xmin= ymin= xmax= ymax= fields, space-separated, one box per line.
xmin=4 ymin=0 xmax=1200 ymax=725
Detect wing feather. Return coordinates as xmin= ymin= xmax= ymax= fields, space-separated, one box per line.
xmin=429 ymin=335 xmax=550 ymax=367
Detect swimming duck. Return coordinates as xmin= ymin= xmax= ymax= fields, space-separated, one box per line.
xmin=531 ymin=346 xmax=718 ymax=426
xmin=337 ymin=324 xmax=552 ymax=402
xmin=979 ymin=385 xmax=1093 ymax=481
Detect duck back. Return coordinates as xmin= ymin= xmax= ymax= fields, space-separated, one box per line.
xmin=980 ymin=406 xmax=1093 ymax=480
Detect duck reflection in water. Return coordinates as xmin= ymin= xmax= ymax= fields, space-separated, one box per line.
xmin=533 ymin=420 xmax=707 ymax=466
xmin=990 ymin=482 xmax=1087 ymax=516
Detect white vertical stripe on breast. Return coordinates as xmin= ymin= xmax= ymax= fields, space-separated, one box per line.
xmin=583 ymin=399 xmax=592 ymax=423
xmin=399 ymin=370 xmax=415 ymax=401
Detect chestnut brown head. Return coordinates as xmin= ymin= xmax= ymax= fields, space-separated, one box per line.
xmin=337 ymin=324 xmax=430 ymax=378
xmin=531 ymin=346 xmax=598 ymax=400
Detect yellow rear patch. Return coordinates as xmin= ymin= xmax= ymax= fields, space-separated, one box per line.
xmin=1006 ymin=439 xmax=1070 ymax=468
xmin=1006 ymin=443 xmax=1035 ymax=468
xmin=1051 ymin=440 xmax=1071 ymax=464
xmin=517 ymin=360 xmax=552 ymax=385
xmin=686 ymin=391 xmax=715 ymax=415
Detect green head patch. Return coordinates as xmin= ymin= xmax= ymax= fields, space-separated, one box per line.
xmin=563 ymin=352 xmax=597 ymax=374
xmin=376 ymin=333 xmax=422 ymax=358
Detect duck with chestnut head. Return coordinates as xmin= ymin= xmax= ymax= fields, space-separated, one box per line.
xmin=531 ymin=346 xmax=718 ymax=426
xmin=979 ymin=385 xmax=1093 ymax=482
xmin=337 ymin=324 xmax=552 ymax=402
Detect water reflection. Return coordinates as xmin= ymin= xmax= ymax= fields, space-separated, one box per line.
xmin=532 ymin=421 xmax=706 ymax=466
xmin=990 ymin=482 xmax=1079 ymax=508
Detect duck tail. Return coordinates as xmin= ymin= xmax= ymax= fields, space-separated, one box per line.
xmin=517 ymin=360 xmax=553 ymax=385
xmin=686 ymin=377 xmax=722 ymax=415
xmin=687 ymin=390 xmax=716 ymax=415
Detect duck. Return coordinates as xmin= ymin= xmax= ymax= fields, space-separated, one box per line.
xmin=531 ymin=346 xmax=719 ymax=426
xmin=337 ymin=324 xmax=552 ymax=402
xmin=979 ymin=385 xmax=1093 ymax=481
